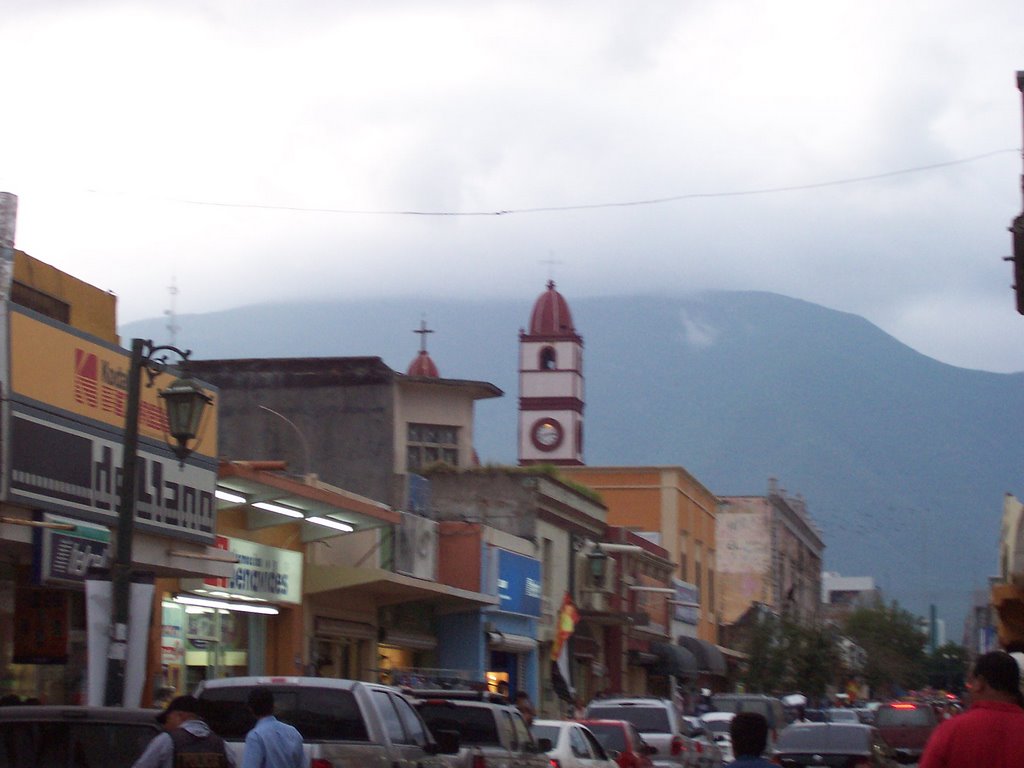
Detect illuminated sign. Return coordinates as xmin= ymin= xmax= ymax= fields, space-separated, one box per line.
xmin=183 ymin=536 xmax=302 ymax=604
xmin=33 ymin=513 xmax=111 ymax=586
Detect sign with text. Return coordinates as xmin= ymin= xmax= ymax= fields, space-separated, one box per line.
xmin=494 ymin=549 xmax=542 ymax=617
xmin=9 ymin=407 xmax=216 ymax=540
xmin=34 ymin=513 xmax=110 ymax=586
xmin=183 ymin=535 xmax=302 ymax=604
xmin=673 ymin=579 xmax=700 ymax=625
xmin=7 ymin=307 xmax=217 ymax=456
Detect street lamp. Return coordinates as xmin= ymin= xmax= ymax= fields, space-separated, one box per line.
xmin=587 ymin=543 xmax=608 ymax=589
xmin=104 ymin=339 xmax=212 ymax=707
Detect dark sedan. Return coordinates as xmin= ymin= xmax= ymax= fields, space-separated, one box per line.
xmin=0 ymin=705 xmax=162 ymax=768
xmin=772 ymin=722 xmax=913 ymax=767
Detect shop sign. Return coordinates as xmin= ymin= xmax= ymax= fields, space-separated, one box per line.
xmin=8 ymin=407 xmax=216 ymax=540
xmin=184 ymin=536 xmax=302 ymax=604
xmin=34 ymin=512 xmax=110 ymax=586
xmin=6 ymin=308 xmax=217 ymax=455
xmin=494 ymin=549 xmax=542 ymax=617
xmin=673 ymin=579 xmax=700 ymax=625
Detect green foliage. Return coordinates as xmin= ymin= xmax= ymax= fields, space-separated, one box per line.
xmin=925 ymin=642 xmax=968 ymax=694
xmin=842 ymin=599 xmax=928 ymax=696
xmin=739 ymin=613 xmax=840 ymax=697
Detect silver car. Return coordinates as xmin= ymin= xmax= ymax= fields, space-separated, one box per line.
xmin=585 ymin=697 xmax=698 ymax=768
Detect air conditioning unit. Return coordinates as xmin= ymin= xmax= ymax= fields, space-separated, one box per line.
xmin=395 ymin=512 xmax=438 ymax=580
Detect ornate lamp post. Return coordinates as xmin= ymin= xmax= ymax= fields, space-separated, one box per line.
xmin=104 ymin=339 xmax=212 ymax=707
xmin=587 ymin=543 xmax=608 ymax=589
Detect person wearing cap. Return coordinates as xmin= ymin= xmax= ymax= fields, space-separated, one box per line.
xmin=132 ymin=694 xmax=236 ymax=768
xmin=919 ymin=650 xmax=1024 ymax=768
xmin=242 ymin=687 xmax=304 ymax=768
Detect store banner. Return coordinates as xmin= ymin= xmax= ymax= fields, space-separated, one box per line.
xmin=184 ymin=536 xmax=302 ymax=604
xmin=34 ymin=513 xmax=110 ymax=586
xmin=84 ymin=571 xmax=155 ymax=706
xmin=494 ymin=549 xmax=542 ymax=617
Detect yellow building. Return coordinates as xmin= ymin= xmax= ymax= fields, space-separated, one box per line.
xmin=560 ymin=465 xmax=720 ymax=644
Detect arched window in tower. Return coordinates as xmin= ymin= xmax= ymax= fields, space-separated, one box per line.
xmin=539 ymin=346 xmax=557 ymax=370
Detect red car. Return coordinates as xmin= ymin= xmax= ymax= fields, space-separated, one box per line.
xmin=577 ymin=719 xmax=655 ymax=768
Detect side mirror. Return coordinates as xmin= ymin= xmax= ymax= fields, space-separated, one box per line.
xmin=537 ymin=737 xmax=553 ymax=752
xmin=427 ymin=729 xmax=460 ymax=755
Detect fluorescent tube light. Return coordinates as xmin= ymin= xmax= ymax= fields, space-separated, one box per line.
xmin=252 ymin=501 xmax=304 ymax=518
xmin=306 ymin=516 xmax=354 ymax=532
xmin=215 ymin=489 xmax=247 ymax=504
xmin=173 ymin=595 xmax=279 ymax=615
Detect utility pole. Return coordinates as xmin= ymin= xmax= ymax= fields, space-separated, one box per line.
xmin=1008 ymin=71 xmax=1024 ymax=314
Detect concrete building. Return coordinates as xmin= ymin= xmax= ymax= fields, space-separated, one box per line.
xmin=821 ymin=572 xmax=881 ymax=622
xmin=718 ymin=479 xmax=825 ymax=626
xmin=189 ymin=351 xmax=501 ymax=512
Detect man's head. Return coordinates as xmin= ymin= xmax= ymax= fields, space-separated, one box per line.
xmin=969 ymin=650 xmax=1023 ymax=705
xmin=156 ymin=695 xmax=202 ymax=729
xmin=730 ymin=712 xmax=768 ymax=758
xmin=515 ymin=691 xmax=530 ymax=704
xmin=247 ymin=687 xmax=276 ymax=717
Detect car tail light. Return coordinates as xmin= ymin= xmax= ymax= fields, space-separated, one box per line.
xmin=549 ymin=760 xmax=561 ymax=768
xmin=311 ymin=760 xmax=331 ymax=768
xmin=852 ymin=760 xmax=871 ymax=768
xmin=694 ymin=740 xmax=704 ymax=754
xmin=670 ymin=735 xmax=685 ymax=755
xmin=471 ymin=755 xmax=487 ymax=768
xmin=891 ymin=702 xmax=917 ymax=710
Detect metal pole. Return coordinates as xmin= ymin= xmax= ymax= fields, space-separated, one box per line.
xmin=104 ymin=338 xmax=144 ymax=706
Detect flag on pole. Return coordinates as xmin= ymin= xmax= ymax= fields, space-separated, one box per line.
xmin=550 ymin=592 xmax=579 ymax=703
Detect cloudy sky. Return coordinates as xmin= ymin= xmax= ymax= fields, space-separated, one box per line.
xmin=3 ymin=1 xmax=1023 ymax=371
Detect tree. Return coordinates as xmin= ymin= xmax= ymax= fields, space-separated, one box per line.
xmin=737 ymin=612 xmax=838 ymax=697
xmin=925 ymin=642 xmax=968 ymax=694
xmin=842 ymin=599 xmax=928 ymax=697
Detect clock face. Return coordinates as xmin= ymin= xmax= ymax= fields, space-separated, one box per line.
xmin=531 ymin=418 xmax=563 ymax=451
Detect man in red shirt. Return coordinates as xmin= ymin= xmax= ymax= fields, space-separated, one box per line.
xmin=919 ymin=650 xmax=1024 ymax=768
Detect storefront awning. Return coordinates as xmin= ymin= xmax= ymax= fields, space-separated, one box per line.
xmin=305 ymin=562 xmax=499 ymax=611
xmin=677 ymin=635 xmax=728 ymax=676
xmin=486 ymin=631 xmax=537 ymax=653
xmin=646 ymin=640 xmax=700 ymax=678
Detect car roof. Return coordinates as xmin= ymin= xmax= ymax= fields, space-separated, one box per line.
xmin=0 ymin=706 xmax=160 ymax=723
xmin=578 ymin=718 xmax=630 ymax=727
xmin=198 ymin=676 xmax=364 ymax=691
xmin=701 ymin=712 xmax=736 ymax=721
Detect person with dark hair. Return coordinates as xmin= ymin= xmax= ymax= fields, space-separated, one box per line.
xmin=514 ymin=690 xmax=536 ymax=728
xmin=726 ymin=711 xmax=775 ymax=766
xmin=132 ymin=695 xmax=234 ymax=768
xmin=919 ymin=649 xmax=1024 ymax=768
xmin=242 ymin=688 xmax=304 ymax=768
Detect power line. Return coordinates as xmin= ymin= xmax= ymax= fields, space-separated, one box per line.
xmin=91 ymin=147 xmax=1019 ymax=218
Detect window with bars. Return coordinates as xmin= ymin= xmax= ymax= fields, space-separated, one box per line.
xmin=406 ymin=423 xmax=459 ymax=470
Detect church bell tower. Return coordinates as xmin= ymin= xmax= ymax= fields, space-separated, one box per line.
xmin=518 ymin=281 xmax=584 ymax=465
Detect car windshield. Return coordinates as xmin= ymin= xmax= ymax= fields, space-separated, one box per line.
xmin=416 ymin=704 xmax=499 ymax=745
xmin=200 ymin=686 xmax=369 ymax=741
xmin=586 ymin=706 xmax=670 ymax=733
xmin=776 ymin=725 xmax=869 ymax=752
xmin=701 ymin=718 xmax=732 ymax=735
xmin=875 ymin=706 xmax=935 ymax=727
xmin=532 ymin=724 xmax=560 ymax=749
xmin=828 ymin=709 xmax=859 ymax=722
xmin=584 ymin=723 xmax=626 ymax=751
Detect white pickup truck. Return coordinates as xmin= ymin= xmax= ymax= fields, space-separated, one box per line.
xmin=195 ymin=676 xmax=460 ymax=768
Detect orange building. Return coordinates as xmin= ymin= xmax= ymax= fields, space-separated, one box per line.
xmin=560 ymin=466 xmax=720 ymax=644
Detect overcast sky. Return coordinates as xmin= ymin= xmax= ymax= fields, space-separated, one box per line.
xmin=3 ymin=1 xmax=1023 ymax=371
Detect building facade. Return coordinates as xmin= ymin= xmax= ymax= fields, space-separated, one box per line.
xmin=717 ymin=479 xmax=825 ymax=627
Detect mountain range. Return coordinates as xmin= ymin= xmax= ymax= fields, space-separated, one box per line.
xmin=122 ymin=290 xmax=1024 ymax=636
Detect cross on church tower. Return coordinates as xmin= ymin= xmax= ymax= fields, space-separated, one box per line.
xmin=413 ymin=317 xmax=434 ymax=352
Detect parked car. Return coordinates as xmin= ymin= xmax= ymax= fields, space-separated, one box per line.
xmin=771 ymin=722 xmax=911 ymax=767
xmin=409 ymin=689 xmax=550 ymax=768
xmin=585 ymin=696 xmax=697 ymax=768
xmin=0 ymin=705 xmax=162 ymax=768
xmin=195 ymin=676 xmax=459 ymax=768
xmin=697 ymin=712 xmax=734 ymax=763
xmin=825 ymin=708 xmax=860 ymax=723
xmin=682 ymin=716 xmax=725 ymax=768
xmin=577 ymin=718 xmax=656 ymax=768
xmin=709 ymin=693 xmax=787 ymax=754
xmin=872 ymin=701 xmax=940 ymax=764
xmin=532 ymin=719 xmax=617 ymax=768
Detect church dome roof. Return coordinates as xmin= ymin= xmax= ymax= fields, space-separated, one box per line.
xmin=528 ymin=280 xmax=576 ymax=337
xmin=406 ymin=350 xmax=439 ymax=378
